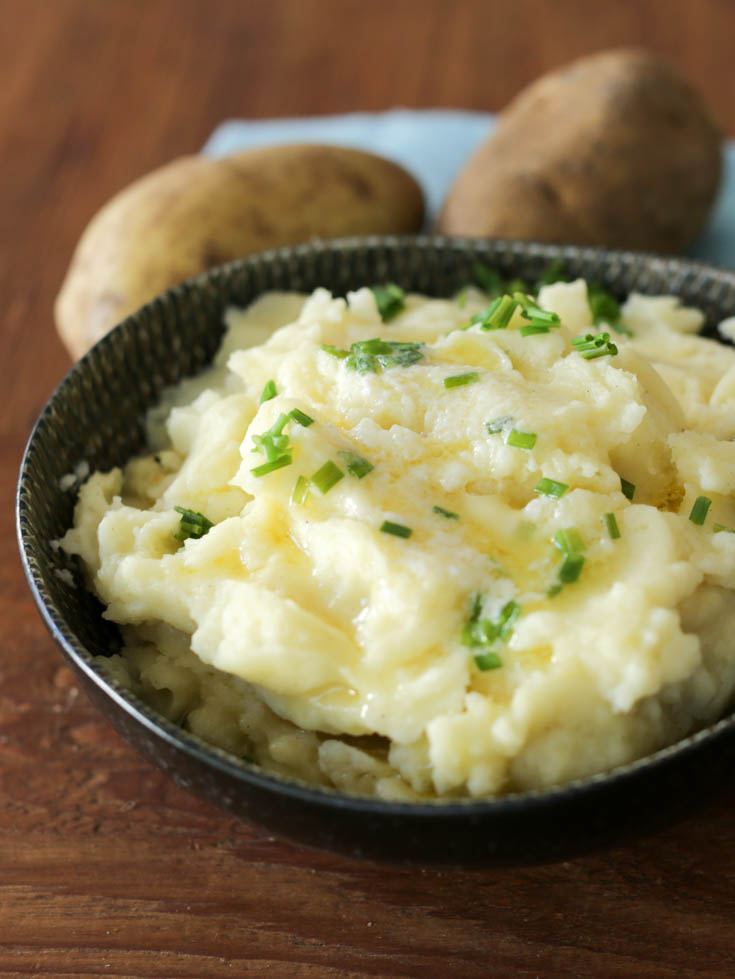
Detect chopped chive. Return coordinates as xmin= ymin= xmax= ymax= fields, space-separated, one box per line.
xmin=689 ymin=495 xmax=712 ymax=526
xmin=553 ymin=528 xmax=585 ymax=554
xmin=578 ymin=344 xmax=619 ymax=360
xmin=321 ymin=344 xmax=349 ymax=359
xmin=472 ymin=263 xmax=504 ymax=296
xmin=251 ymin=455 xmax=293 ymax=477
xmin=547 ymin=583 xmax=563 ymax=598
xmin=433 ymin=505 xmax=459 ymax=520
xmin=487 ymin=415 xmax=513 ymax=435
xmin=535 ymin=477 xmax=569 ymax=499
xmin=252 ymin=412 xmax=292 ymax=462
xmin=497 ymin=600 xmax=521 ymax=640
xmin=292 ymin=475 xmax=310 ymax=504
xmin=371 ymin=283 xmax=405 ymax=322
xmin=469 ymin=591 xmax=482 ymax=622
xmin=337 ymin=450 xmax=374 ymax=479
xmin=173 ymin=506 xmax=214 ymax=542
xmin=455 ymin=288 xmax=470 ymax=309
xmin=259 ymin=379 xmax=277 ymax=404
xmin=572 ymin=331 xmax=618 ymax=359
xmin=311 ymin=460 xmax=344 ymax=494
xmin=559 ymin=552 xmax=585 ymax=583
xmin=288 ymin=408 xmax=314 ymax=427
xmin=520 ymin=324 xmax=551 ymax=337
xmin=550 ymin=526 xmax=585 ymax=586
xmin=620 ymin=478 xmax=636 ymax=501
xmin=507 ymin=429 xmax=537 ymax=450
xmin=476 ymin=294 xmax=518 ymax=331
xmin=474 ymin=652 xmax=503 ymax=671
xmin=470 ymin=300 xmax=499 ymax=327
xmin=462 ymin=595 xmax=520 ymax=662
xmin=604 ymin=512 xmax=621 ymax=539
xmin=444 ymin=371 xmax=480 ymax=389
xmin=513 ymin=292 xmax=561 ymax=329
xmin=380 ymin=520 xmax=412 ymax=539
xmin=714 ymin=523 xmax=735 ymax=534
xmin=335 ymin=338 xmax=425 ymax=374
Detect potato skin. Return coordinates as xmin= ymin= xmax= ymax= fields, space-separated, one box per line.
xmin=56 ymin=144 xmax=425 ymax=359
xmin=437 ymin=49 xmax=722 ymax=253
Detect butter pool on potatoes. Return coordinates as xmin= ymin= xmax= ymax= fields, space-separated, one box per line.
xmin=62 ymin=279 xmax=735 ymax=800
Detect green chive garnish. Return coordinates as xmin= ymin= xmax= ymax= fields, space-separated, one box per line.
xmin=380 ymin=520 xmax=412 ymax=539
xmin=714 ymin=523 xmax=735 ymax=534
xmin=252 ymin=413 xmax=291 ymax=462
xmin=474 ymin=652 xmax=502 ymax=671
xmin=689 ymin=496 xmax=712 ymax=526
xmin=251 ymin=455 xmax=293 ymax=477
xmin=462 ymin=596 xmax=520 ymax=665
xmin=322 ymin=339 xmax=424 ymax=372
xmin=496 ymin=600 xmax=521 ymax=640
xmin=513 ymin=292 xmax=561 ymax=330
xmin=433 ymin=505 xmax=459 ymax=519
xmin=288 ymin=408 xmax=314 ymax=427
xmin=553 ymin=527 xmax=585 ymax=555
xmin=571 ymin=332 xmax=618 ymax=359
xmin=444 ymin=372 xmax=480 ymax=389
xmin=371 ymin=283 xmax=405 ymax=322
xmin=337 ymin=450 xmax=374 ymax=479
xmin=604 ymin=512 xmax=621 ymax=539
xmin=292 ymin=475 xmax=310 ymax=504
xmin=535 ymin=478 xmax=569 ymax=499
xmin=559 ymin=552 xmax=585 ymax=583
xmin=311 ymin=460 xmax=344 ymax=494
xmin=486 ymin=415 xmax=513 ymax=434
xmin=321 ymin=344 xmax=349 ymax=359
xmin=620 ymin=478 xmax=636 ymax=501
xmin=507 ymin=429 xmax=537 ymax=450
xmin=473 ymin=294 xmax=518 ymax=331
xmin=259 ymin=379 xmax=277 ymax=404
xmin=549 ymin=527 xmax=586 ymax=585
xmin=173 ymin=506 xmax=214 ymax=542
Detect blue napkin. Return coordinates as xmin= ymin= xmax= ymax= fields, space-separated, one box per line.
xmin=204 ymin=108 xmax=735 ymax=268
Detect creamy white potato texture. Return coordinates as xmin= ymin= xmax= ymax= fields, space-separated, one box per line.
xmin=62 ymin=279 xmax=735 ymax=800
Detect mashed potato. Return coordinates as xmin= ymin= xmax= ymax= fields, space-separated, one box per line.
xmin=61 ymin=277 xmax=735 ymax=800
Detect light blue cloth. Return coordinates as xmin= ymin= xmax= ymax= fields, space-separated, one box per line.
xmin=204 ymin=108 xmax=735 ymax=267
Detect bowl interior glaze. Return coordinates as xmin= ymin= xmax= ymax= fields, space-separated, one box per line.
xmin=17 ymin=236 xmax=735 ymax=865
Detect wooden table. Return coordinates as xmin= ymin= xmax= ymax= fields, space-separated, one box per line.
xmin=4 ymin=1 xmax=735 ymax=974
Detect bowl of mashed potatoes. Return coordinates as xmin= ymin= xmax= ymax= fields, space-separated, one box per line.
xmin=17 ymin=236 xmax=735 ymax=864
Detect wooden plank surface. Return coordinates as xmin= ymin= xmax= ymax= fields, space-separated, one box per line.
xmin=4 ymin=1 xmax=735 ymax=975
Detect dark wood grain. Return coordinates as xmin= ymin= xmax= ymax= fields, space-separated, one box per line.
xmin=4 ymin=0 xmax=735 ymax=975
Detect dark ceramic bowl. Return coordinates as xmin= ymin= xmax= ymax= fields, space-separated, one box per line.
xmin=17 ymin=236 xmax=735 ymax=866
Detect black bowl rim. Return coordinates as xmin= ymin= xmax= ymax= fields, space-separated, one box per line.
xmin=16 ymin=233 xmax=735 ymax=820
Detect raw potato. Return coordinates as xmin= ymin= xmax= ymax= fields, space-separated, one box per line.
xmin=55 ymin=144 xmax=425 ymax=359
xmin=437 ymin=49 xmax=722 ymax=252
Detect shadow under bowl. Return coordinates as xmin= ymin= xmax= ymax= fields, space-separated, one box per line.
xmin=17 ymin=235 xmax=735 ymax=866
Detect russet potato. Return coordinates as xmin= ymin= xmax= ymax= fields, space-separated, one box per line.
xmin=437 ymin=49 xmax=722 ymax=253
xmin=55 ymin=144 xmax=424 ymax=359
